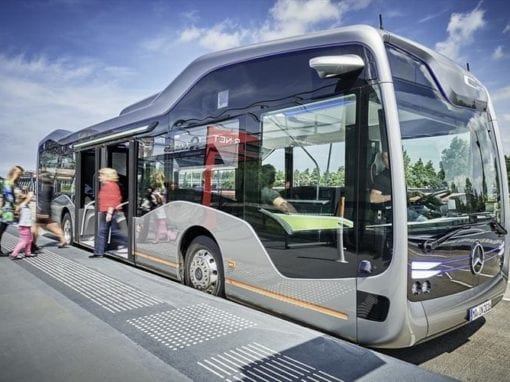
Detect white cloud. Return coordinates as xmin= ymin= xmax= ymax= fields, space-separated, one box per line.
xmin=0 ymin=53 xmax=144 ymax=175
xmin=435 ymin=4 xmax=485 ymax=62
xmin=503 ymin=24 xmax=510 ymax=33
xmin=198 ymin=24 xmax=247 ymax=50
xmin=419 ymin=8 xmax=449 ymax=24
xmin=492 ymin=85 xmax=510 ymax=102
xmin=171 ymin=0 xmax=372 ymax=52
xmin=178 ymin=22 xmax=248 ymax=51
xmin=179 ymin=26 xmax=202 ymax=43
xmin=182 ymin=10 xmax=200 ymax=23
xmin=141 ymin=35 xmax=174 ymax=52
xmin=492 ymin=45 xmax=504 ymax=60
xmin=258 ymin=0 xmax=341 ymax=41
xmin=271 ymin=0 xmax=339 ymax=24
xmin=0 ymin=54 xmax=94 ymax=82
xmin=259 ymin=0 xmax=372 ymax=41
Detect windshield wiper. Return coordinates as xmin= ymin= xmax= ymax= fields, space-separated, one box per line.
xmin=466 ymin=212 xmax=508 ymax=235
xmin=413 ymin=219 xmax=507 ymax=253
xmin=490 ymin=220 xmax=508 ymax=235
xmin=416 ymin=224 xmax=483 ymax=253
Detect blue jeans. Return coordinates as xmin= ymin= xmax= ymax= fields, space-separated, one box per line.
xmin=95 ymin=212 xmax=127 ymax=256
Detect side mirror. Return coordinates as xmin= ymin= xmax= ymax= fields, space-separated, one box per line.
xmin=309 ymin=55 xmax=365 ymax=78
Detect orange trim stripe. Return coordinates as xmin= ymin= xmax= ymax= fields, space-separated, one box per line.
xmin=225 ymin=278 xmax=348 ymax=320
xmin=134 ymin=251 xmax=178 ymax=268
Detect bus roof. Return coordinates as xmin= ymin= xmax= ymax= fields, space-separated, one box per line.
xmin=56 ymin=24 xmax=487 ymax=147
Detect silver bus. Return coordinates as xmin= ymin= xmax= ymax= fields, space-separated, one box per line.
xmin=37 ymin=25 xmax=509 ymax=348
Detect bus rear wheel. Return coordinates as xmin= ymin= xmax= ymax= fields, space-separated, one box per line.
xmin=62 ymin=212 xmax=73 ymax=245
xmin=185 ymin=236 xmax=224 ymax=297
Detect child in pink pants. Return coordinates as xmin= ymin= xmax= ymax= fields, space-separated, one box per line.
xmin=11 ymin=191 xmax=36 ymax=260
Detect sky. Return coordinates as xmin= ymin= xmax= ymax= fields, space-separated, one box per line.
xmin=0 ymin=0 xmax=509 ymax=176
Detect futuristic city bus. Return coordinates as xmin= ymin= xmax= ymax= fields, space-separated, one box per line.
xmin=37 ymin=25 xmax=509 ymax=348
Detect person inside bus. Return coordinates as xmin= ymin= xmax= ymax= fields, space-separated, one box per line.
xmin=369 ymin=151 xmax=391 ymax=204
xmin=31 ymin=171 xmax=67 ymax=253
xmin=90 ymin=167 xmax=126 ymax=258
xmin=369 ymin=151 xmax=426 ymax=222
xmin=0 ymin=165 xmax=24 ymax=256
xmin=260 ymin=164 xmax=296 ymax=214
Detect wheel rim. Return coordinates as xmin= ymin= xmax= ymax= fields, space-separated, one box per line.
xmin=63 ymin=219 xmax=72 ymax=244
xmin=189 ymin=249 xmax=218 ymax=294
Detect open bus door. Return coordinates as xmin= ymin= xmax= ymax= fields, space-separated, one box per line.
xmin=76 ymin=148 xmax=99 ymax=248
xmin=101 ymin=142 xmax=132 ymax=261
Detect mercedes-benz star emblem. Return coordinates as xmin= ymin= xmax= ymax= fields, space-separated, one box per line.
xmin=470 ymin=242 xmax=485 ymax=275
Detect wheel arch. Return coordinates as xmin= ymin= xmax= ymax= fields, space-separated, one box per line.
xmin=179 ymin=225 xmax=219 ymax=264
xmin=60 ymin=207 xmax=72 ymax=222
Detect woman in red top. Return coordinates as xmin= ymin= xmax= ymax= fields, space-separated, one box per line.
xmin=90 ymin=167 xmax=126 ymax=258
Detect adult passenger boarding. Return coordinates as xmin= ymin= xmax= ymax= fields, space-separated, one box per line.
xmin=90 ymin=168 xmax=126 ymax=258
xmin=32 ymin=172 xmax=67 ymax=252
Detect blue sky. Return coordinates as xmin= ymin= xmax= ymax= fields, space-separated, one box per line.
xmin=0 ymin=0 xmax=509 ymax=176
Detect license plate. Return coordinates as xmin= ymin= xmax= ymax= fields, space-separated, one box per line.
xmin=468 ymin=300 xmax=492 ymax=321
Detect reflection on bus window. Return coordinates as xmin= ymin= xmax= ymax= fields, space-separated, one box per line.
xmin=391 ymin=46 xmax=501 ymax=234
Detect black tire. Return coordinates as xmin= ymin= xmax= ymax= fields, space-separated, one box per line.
xmin=62 ymin=212 xmax=73 ymax=245
xmin=184 ymin=235 xmax=225 ymax=297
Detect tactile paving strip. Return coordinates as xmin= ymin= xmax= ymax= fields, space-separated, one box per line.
xmin=24 ymin=252 xmax=163 ymax=313
xmin=127 ymin=303 xmax=257 ymax=350
xmin=198 ymin=342 xmax=344 ymax=382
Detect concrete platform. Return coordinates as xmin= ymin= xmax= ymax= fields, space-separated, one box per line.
xmin=0 ymin=229 xmax=453 ymax=381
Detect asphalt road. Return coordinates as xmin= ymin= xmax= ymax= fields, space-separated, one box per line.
xmin=381 ymin=288 xmax=510 ymax=382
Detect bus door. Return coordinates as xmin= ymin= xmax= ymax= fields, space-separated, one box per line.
xmin=76 ymin=148 xmax=99 ymax=248
xmin=101 ymin=142 xmax=131 ymax=260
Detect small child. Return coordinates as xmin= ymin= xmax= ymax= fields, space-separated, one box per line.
xmin=11 ymin=191 xmax=36 ymax=260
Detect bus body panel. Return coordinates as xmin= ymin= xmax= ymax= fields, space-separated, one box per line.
xmin=50 ymin=194 xmax=73 ymax=226
xmin=418 ymin=274 xmax=506 ymax=340
xmin=134 ymin=201 xmax=358 ymax=340
xmin=36 ymin=25 xmax=509 ymax=348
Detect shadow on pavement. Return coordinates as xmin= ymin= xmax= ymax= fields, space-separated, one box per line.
xmin=380 ymin=318 xmax=486 ymax=364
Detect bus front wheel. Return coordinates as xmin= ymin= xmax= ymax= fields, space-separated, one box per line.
xmin=184 ymin=236 xmax=225 ymax=297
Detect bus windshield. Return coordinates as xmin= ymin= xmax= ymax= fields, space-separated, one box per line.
xmin=390 ymin=48 xmax=501 ymax=235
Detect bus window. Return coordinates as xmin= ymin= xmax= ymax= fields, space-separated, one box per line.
xmin=250 ymin=95 xmax=358 ymax=279
xmin=136 ymin=135 xmax=171 ymax=244
xmin=358 ymin=86 xmax=394 ymax=269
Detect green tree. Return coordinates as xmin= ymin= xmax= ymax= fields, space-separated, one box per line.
xmin=300 ymin=168 xmax=311 ymax=186
xmin=403 ymin=149 xmax=412 ymax=184
xmin=424 ymin=160 xmax=443 ymax=188
xmin=465 ymin=177 xmax=475 ymax=212
xmin=330 ymin=166 xmax=345 ymax=186
xmin=441 ymin=137 xmax=468 ymax=184
xmin=411 ymin=158 xmax=426 ymax=187
xmin=274 ymin=170 xmax=285 ymax=187
xmin=311 ymin=167 xmax=320 ymax=186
